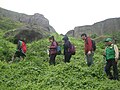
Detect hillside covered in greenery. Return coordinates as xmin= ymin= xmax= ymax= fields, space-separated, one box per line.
xmin=0 ymin=16 xmax=120 ymax=90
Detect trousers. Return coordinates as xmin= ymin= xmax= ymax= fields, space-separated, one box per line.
xmin=49 ymin=54 xmax=56 ymax=66
xmin=64 ymin=53 xmax=72 ymax=63
xmin=105 ymin=59 xmax=118 ymax=80
xmin=86 ymin=53 xmax=94 ymax=66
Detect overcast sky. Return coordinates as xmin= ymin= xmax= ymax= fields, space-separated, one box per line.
xmin=0 ymin=0 xmax=120 ymax=34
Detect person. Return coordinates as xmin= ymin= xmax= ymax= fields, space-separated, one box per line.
xmin=12 ymin=39 xmax=27 ymax=61
xmin=81 ymin=33 xmax=94 ymax=66
xmin=62 ymin=35 xmax=72 ymax=63
xmin=103 ymin=38 xmax=119 ymax=80
xmin=48 ymin=36 xmax=57 ymax=66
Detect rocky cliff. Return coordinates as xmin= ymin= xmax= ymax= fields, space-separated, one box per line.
xmin=66 ymin=18 xmax=120 ymax=38
xmin=0 ymin=7 xmax=56 ymax=42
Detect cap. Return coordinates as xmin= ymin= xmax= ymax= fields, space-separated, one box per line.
xmin=105 ymin=38 xmax=112 ymax=42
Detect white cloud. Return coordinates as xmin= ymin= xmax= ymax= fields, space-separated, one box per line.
xmin=0 ymin=0 xmax=120 ymax=34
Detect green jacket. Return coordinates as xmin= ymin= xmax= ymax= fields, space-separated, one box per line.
xmin=105 ymin=44 xmax=115 ymax=60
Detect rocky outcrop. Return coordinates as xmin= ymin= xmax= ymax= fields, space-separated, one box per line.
xmin=4 ymin=25 xmax=50 ymax=42
xmin=0 ymin=7 xmax=56 ymax=42
xmin=66 ymin=30 xmax=75 ymax=37
xmin=66 ymin=18 xmax=120 ymax=38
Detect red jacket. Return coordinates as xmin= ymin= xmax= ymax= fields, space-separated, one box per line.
xmin=84 ymin=37 xmax=92 ymax=55
xmin=49 ymin=41 xmax=57 ymax=55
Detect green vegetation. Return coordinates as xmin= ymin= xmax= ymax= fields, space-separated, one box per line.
xmin=0 ymin=33 xmax=120 ymax=90
xmin=0 ymin=16 xmax=23 ymax=30
xmin=0 ymin=18 xmax=120 ymax=90
xmin=112 ymin=32 xmax=120 ymax=43
xmin=90 ymin=34 xmax=98 ymax=39
xmin=0 ymin=31 xmax=15 ymax=62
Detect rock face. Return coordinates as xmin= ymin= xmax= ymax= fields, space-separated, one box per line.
xmin=66 ymin=30 xmax=75 ymax=37
xmin=66 ymin=18 xmax=120 ymax=38
xmin=4 ymin=26 xmax=48 ymax=43
xmin=0 ymin=7 xmax=56 ymax=42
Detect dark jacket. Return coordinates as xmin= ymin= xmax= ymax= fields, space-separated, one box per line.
xmin=63 ymin=36 xmax=71 ymax=55
xmin=49 ymin=41 xmax=57 ymax=55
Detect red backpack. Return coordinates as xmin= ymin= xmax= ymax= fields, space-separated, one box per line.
xmin=21 ymin=41 xmax=27 ymax=53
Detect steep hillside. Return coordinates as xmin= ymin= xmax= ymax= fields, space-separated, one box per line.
xmin=66 ymin=18 xmax=120 ymax=38
xmin=0 ymin=31 xmax=120 ymax=89
xmin=0 ymin=7 xmax=56 ymax=42
xmin=0 ymin=7 xmax=120 ymax=90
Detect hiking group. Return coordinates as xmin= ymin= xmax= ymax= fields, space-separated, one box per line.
xmin=48 ymin=33 xmax=119 ymax=80
xmin=48 ymin=35 xmax=74 ymax=65
xmin=12 ymin=33 xmax=119 ymax=80
xmin=48 ymin=34 xmax=95 ymax=66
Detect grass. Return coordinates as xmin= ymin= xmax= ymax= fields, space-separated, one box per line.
xmin=0 ymin=34 xmax=120 ymax=90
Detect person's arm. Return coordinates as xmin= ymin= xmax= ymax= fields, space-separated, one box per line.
xmin=114 ymin=45 xmax=119 ymax=61
xmin=17 ymin=41 xmax=21 ymax=50
xmin=103 ymin=47 xmax=106 ymax=57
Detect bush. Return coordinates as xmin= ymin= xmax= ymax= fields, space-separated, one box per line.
xmin=0 ymin=39 xmax=15 ymax=62
xmin=91 ymin=34 xmax=98 ymax=39
xmin=0 ymin=16 xmax=23 ymax=30
xmin=0 ymin=33 xmax=120 ymax=89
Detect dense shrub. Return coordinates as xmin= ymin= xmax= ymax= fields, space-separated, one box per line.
xmin=0 ymin=32 xmax=120 ymax=89
xmin=0 ymin=16 xmax=23 ymax=30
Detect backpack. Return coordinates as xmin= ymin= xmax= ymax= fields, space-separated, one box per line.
xmin=86 ymin=38 xmax=96 ymax=51
xmin=56 ymin=42 xmax=61 ymax=55
xmin=21 ymin=41 xmax=27 ymax=53
xmin=68 ymin=43 xmax=76 ymax=55
xmin=56 ymin=46 xmax=61 ymax=55
xmin=91 ymin=40 xmax=96 ymax=51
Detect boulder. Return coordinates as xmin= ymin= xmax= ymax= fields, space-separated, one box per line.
xmin=66 ymin=18 xmax=120 ymax=38
xmin=4 ymin=25 xmax=49 ymax=43
xmin=0 ymin=7 xmax=56 ymax=42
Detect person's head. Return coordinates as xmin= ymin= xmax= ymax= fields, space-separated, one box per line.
xmin=62 ymin=35 xmax=69 ymax=42
xmin=104 ymin=38 xmax=112 ymax=46
xmin=81 ymin=33 xmax=87 ymax=40
xmin=49 ymin=36 xmax=55 ymax=42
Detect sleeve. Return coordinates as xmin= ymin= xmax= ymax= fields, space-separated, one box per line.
xmin=87 ymin=38 xmax=92 ymax=51
xmin=103 ymin=47 xmax=107 ymax=57
xmin=50 ymin=41 xmax=57 ymax=49
xmin=17 ymin=41 xmax=22 ymax=50
xmin=114 ymin=45 xmax=119 ymax=59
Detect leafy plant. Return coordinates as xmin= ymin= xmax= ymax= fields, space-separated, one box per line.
xmin=0 ymin=16 xmax=23 ymax=30
xmin=0 ymin=26 xmax=120 ymax=90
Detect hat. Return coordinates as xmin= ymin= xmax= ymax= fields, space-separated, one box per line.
xmin=105 ymin=38 xmax=112 ymax=42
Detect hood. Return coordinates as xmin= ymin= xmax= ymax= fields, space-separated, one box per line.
xmin=62 ymin=35 xmax=69 ymax=41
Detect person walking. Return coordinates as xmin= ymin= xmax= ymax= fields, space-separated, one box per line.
xmin=62 ymin=35 xmax=72 ymax=63
xmin=103 ymin=38 xmax=119 ymax=80
xmin=81 ymin=33 xmax=94 ymax=66
xmin=12 ymin=39 xmax=27 ymax=61
xmin=48 ymin=36 xmax=57 ymax=66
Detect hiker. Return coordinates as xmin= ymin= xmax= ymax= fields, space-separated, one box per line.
xmin=48 ymin=36 xmax=57 ymax=66
xmin=103 ymin=38 xmax=119 ymax=80
xmin=62 ymin=35 xmax=72 ymax=63
xmin=81 ymin=33 xmax=94 ymax=66
xmin=12 ymin=39 xmax=27 ymax=61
